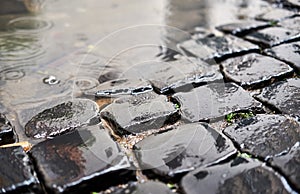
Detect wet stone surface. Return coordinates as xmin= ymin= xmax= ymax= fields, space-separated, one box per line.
xmin=278 ymin=16 xmax=300 ymax=31
xmin=270 ymin=143 xmax=300 ymax=191
xmin=25 ymin=99 xmax=99 ymax=139
xmin=100 ymin=92 xmax=179 ymax=135
xmin=244 ymin=27 xmax=300 ymax=47
xmin=179 ymin=35 xmax=259 ymax=61
xmin=29 ymin=125 xmax=132 ymax=194
xmin=224 ymin=114 xmax=300 ymax=159
xmin=0 ymin=113 xmax=16 ymax=145
xmin=88 ymin=78 xmax=152 ymax=97
xmin=0 ymin=146 xmax=41 ymax=193
xmin=255 ymin=8 xmax=298 ymax=21
xmin=221 ymin=53 xmax=293 ymax=89
xmin=101 ymin=181 xmax=176 ymax=194
xmin=265 ymin=41 xmax=300 ymax=71
xmin=256 ymin=78 xmax=300 ymax=117
xmin=124 ymin=57 xmax=223 ymax=94
xmin=133 ymin=123 xmax=236 ymax=178
xmin=181 ymin=157 xmax=291 ymax=194
xmin=216 ymin=21 xmax=270 ymax=35
xmin=173 ymin=82 xmax=261 ymax=122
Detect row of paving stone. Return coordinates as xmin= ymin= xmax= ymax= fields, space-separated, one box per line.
xmin=1 ymin=2 xmax=300 ymax=194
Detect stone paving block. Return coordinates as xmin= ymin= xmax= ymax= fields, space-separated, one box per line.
xmin=121 ymin=57 xmax=223 ymax=94
xmin=216 ymin=21 xmax=270 ymax=35
xmin=173 ymin=82 xmax=261 ymax=122
xmin=133 ymin=123 xmax=236 ymax=178
xmin=288 ymin=0 xmax=300 ymax=7
xmin=265 ymin=41 xmax=300 ymax=71
xmin=179 ymin=35 xmax=259 ymax=61
xmin=221 ymin=53 xmax=293 ymax=89
xmin=244 ymin=27 xmax=300 ymax=47
xmin=147 ymin=58 xmax=223 ymax=94
xmin=25 ymin=99 xmax=99 ymax=139
xmin=256 ymin=78 xmax=300 ymax=117
xmin=278 ymin=16 xmax=300 ymax=31
xmin=92 ymin=78 xmax=152 ymax=97
xmin=30 ymin=125 xmax=132 ymax=194
xmin=224 ymin=114 xmax=300 ymax=159
xmin=0 ymin=113 xmax=16 ymax=145
xmin=255 ymin=8 xmax=298 ymax=21
xmin=100 ymin=92 xmax=179 ymax=135
xmin=181 ymin=157 xmax=292 ymax=194
xmin=101 ymin=181 xmax=176 ymax=194
xmin=270 ymin=143 xmax=300 ymax=191
xmin=0 ymin=146 xmax=42 ymax=193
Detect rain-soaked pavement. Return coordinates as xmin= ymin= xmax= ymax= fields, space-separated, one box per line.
xmin=0 ymin=0 xmax=299 ymax=193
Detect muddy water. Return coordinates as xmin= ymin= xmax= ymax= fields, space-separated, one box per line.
xmin=0 ymin=0 xmax=268 ymax=143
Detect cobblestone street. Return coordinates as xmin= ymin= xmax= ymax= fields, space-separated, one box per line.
xmin=0 ymin=0 xmax=299 ymax=193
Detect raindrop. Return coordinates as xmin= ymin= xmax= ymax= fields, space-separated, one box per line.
xmin=75 ymin=78 xmax=98 ymax=90
xmin=4 ymin=70 xmax=25 ymax=80
xmin=43 ymin=76 xmax=60 ymax=85
xmin=7 ymin=16 xmax=53 ymax=33
xmin=0 ymin=34 xmax=45 ymax=61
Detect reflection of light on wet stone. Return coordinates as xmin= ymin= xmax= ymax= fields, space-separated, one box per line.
xmin=224 ymin=114 xmax=300 ymax=159
xmin=133 ymin=123 xmax=236 ymax=177
xmin=25 ymin=99 xmax=99 ymax=139
xmin=181 ymin=157 xmax=292 ymax=194
xmin=0 ymin=113 xmax=17 ymax=145
xmin=43 ymin=75 xmax=60 ymax=85
xmin=0 ymin=146 xmax=42 ymax=193
xmin=29 ymin=126 xmax=132 ymax=193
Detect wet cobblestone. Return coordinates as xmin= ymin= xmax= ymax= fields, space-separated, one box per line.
xmin=0 ymin=0 xmax=300 ymax=193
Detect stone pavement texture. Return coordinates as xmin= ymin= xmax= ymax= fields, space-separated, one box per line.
xmin=0 ymin=0 xmax=300 ymax=194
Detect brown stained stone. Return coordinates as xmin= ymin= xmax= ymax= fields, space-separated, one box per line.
xmin=221 ymin=53 xmax=293 ymax=89
xmin=30 ymin=125 xmax=132 ymax=194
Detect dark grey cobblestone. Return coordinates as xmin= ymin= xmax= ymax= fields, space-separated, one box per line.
xmin=270 ymin=143 xmax=300 ymax=191
xmin=173 ymin=82 xmax=261 ymax=122
xmin=0 ymin=146 xmax=42 ymax=193
xmin=244 ymin=26 xmax=300 ymax=47
xmin=223 ymin=114 xmax=300 ymax=159
xmin=100 ymin=92 xmax=179 ymax=135
xmin=256 ymin=78 xmax=300 ymax=117
xmin=265 ymin=41 xmax=300 ymax=71
xmin=0 ymin=113 xmax=16 ymax=146
xmin=221 ymin=53 xmax=294 ymax=89
xmin=179 ymin=34 xmax=259 ymax=61
xmin=133 ymin=123 xmax=236 ymax=178
xmin=181 ymin=157 xmax=293 ymax=194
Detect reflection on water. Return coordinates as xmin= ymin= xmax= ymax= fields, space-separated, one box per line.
xmin=0 ymin=0 xmax=270 ymax=143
